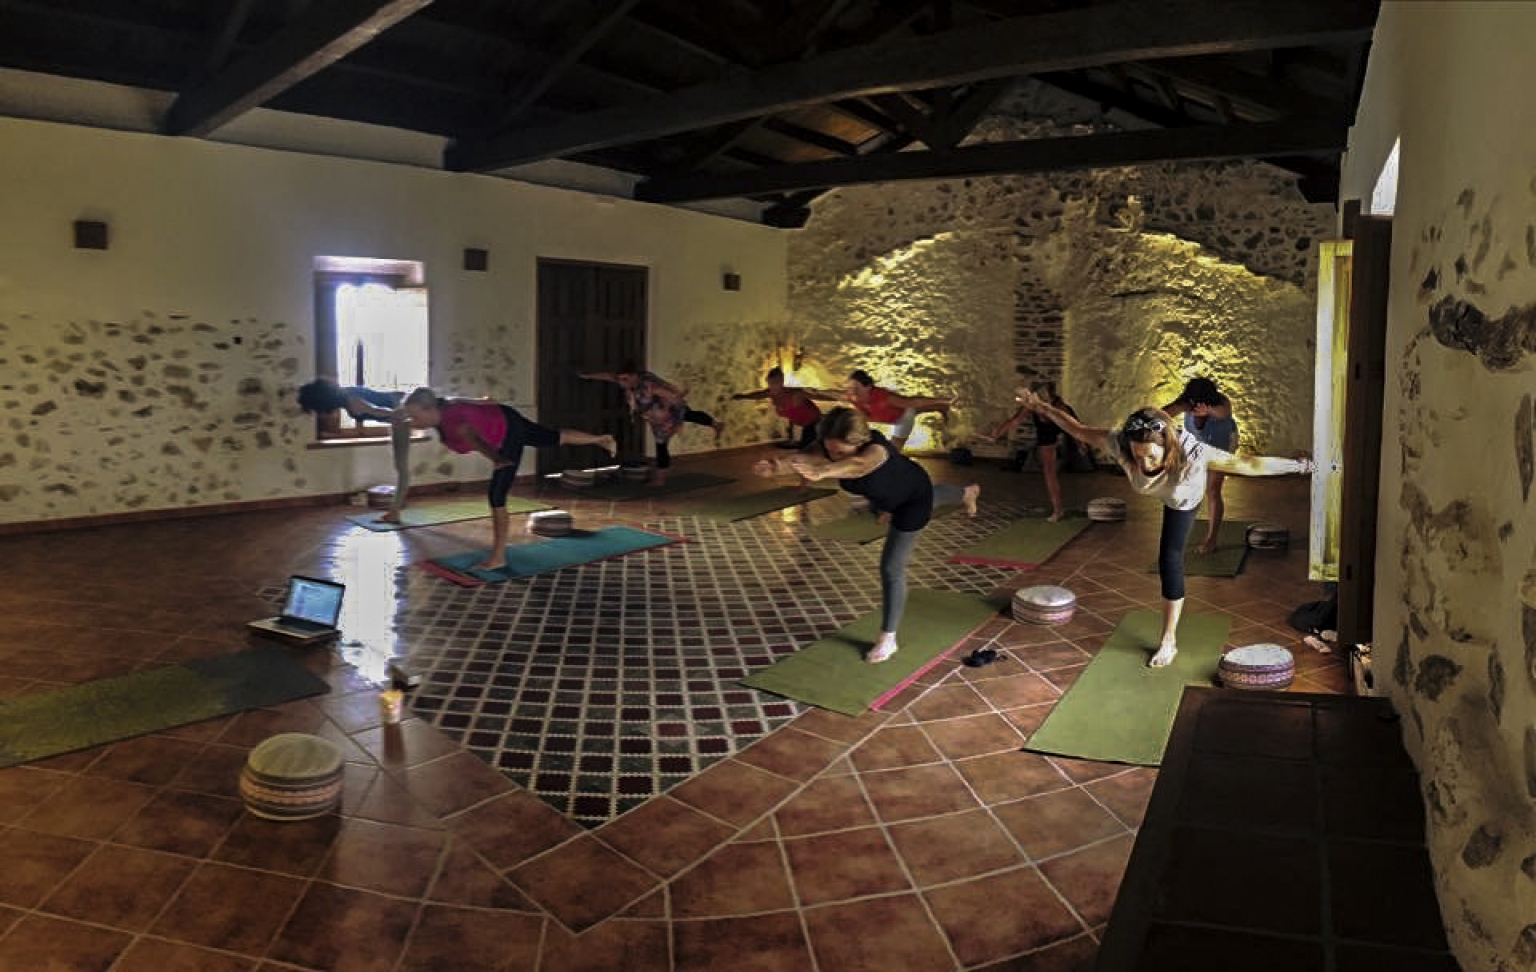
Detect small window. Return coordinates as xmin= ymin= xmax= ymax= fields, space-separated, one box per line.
xmin=311 ymin=257 xmax=429 ymax=440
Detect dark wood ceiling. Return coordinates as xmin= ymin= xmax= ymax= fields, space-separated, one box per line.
xmin=0 ymin=0 xmax=1379 ymax=225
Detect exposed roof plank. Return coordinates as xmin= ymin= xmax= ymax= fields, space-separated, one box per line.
xmin=634 ymin=116 xmax=1349 ymax=203
xmin=486 ymin=0 xmax=642 ymax=131
xmin=164 ymin=0 xmax=435 ymax=137
xmin=447 ymin=0 xmax=1376 ymax=172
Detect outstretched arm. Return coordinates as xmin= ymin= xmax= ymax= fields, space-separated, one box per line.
xmin=732 ymin=388 xmax=771 ymax=401
xmin=343 ymin=394 xmax=403 ymax=423
xmin=1207 ymin=450 xmax=1314 ymax=478
xmin=1016 ymin=389 xmax=1109 ymax=450
xmin=885 ymin=391 xmax=952 ymax=411
xmin=977 ymin=405 xmax=1029 ymax=442
xmin=579 ymin=371 xmax=619 ymax=383
xmin=803 ymin=388 xmax=845 ymax=402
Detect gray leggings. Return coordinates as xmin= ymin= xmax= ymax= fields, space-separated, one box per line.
xmin=879 ymin=482 xmax=964 ymax=632
xmin=389 ymin=421 xmax=412 ymax=511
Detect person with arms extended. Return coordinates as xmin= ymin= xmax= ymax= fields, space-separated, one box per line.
xmin=977 ymin=381 xmax=1080 ymax=522
xmin=403 ymin=388 xmax=615 ymax=570
xmin=580 ymin=365 xmax=724 ymax=485
xmin=1014 ymin=387 xmax=1312 ymax=668
xmin=1161 ymin=377 xmax=1239 ymax=554
xmin=731 ymin=365 xmax=824 ymax=449
xmin=297 ymin=378 xmax=413 ymax=524
xmin=833 ymin=370 xmax=955 ymax=454
xmin=753 ymin=406 xmax=979 ymax=664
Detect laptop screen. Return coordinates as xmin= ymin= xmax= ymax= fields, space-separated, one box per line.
xmin=282 ymin=576 xmax=344 ymax=627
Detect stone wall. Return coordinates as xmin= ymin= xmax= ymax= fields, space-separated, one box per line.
xmin=788 ymin=81 xmax=1333 ymax=455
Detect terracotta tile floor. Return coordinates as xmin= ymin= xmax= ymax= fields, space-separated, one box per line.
xmin=0 ymin=450 xmax=1345 ymax=970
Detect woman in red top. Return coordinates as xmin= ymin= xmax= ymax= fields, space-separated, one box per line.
xmin=403 ymin=388 xmax=614 ymax=570
xmin=731 ymin=366 xmax=824 ymax=449
xmin=836 ymin=370 xmax=954 ymax=453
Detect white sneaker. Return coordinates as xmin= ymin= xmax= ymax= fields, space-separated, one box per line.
xmin=867 ymin=636 xmax=899 ymax=663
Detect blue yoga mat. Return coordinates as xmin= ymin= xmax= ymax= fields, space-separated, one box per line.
xmin=424 ymin=525 xmax=680 ymax=584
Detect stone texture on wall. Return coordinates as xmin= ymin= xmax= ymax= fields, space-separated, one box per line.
xmin=1385 ymin=186 xmax=1536 ymax=970
xmin=787 ymin=81 xmax=1332 ymax=454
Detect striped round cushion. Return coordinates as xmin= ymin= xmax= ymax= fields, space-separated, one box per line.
xmin=1012 ymin=585 xmax=1077 ymax=625
xmin=239 ymin=733 xmax=344 ymax=821
xmin=528 ymin=509 xmax=573 ymax=537
xmin=1246 ymin=522 xmax=1290 ymax=550
xmin=1218 ymin=644 xmax=1296 ymax=690
xmin=618 ymin=461 xmax=652 ymax=482
xmin=560 ymin=468 xmax=597 ymax=489
xmin=1086 ymin=497 xmax=1126 ymax=522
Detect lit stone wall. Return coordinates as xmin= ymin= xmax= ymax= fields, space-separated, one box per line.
xmin=1342 ymin=5 xmax=1536 ymax=969
xmin=788 ymin=82 xmax=1332 ymax=455
xmin=0 ymin=116 xmax=787 ymax=525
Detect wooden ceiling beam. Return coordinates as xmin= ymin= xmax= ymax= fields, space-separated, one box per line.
xmin=447 ymin=0 xmax=1377 ymax=172
xmin=486 ymin=0 xmax=641 ymax=131
xmin=634 ymin=116 xmax=1349 ymax=203
xmin=164 ymin=0 xmax=434 ymax=137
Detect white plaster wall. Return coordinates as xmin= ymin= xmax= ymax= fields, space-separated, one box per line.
xmin=1342 ymin=3 xmax=1536 ymax=968
xmin=0 ymin=117 xmax=787 ymax=524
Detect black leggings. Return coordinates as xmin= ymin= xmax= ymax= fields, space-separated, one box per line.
xmin=1158 ymin=505 xmax=1198 ymax=600
xmin=488 ymin=407 xmax=558 ymax=507
xmin=794 ymin=421 xmax=819 ymax=450
xmin=653 ymin=409 xmax=716 ymax=469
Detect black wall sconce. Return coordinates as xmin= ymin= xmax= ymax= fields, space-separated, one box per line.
xmin=722 ymin=272 xmax=741 ymax=291
xmin=463 ymin=247 xmax=489 ymax=272
xmin=74 ymin=220 xmax=109 ymax=250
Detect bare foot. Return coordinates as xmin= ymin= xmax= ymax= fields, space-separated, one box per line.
xmin=1149 ymin=642 xmax=1178 ymax=667
xmin=473 ymin=557 xmax=505 ymax=571
xmin=1046 ymin=510 xmax=1063 ymax=523
xmin=376 ymin=510 xmax=403 ymax=524
xmin=713 ymin=421 xmax=726 ymax=447
xmin=962 ymin=483 xmax=980 ymax=517
xmin=866 ymin=634 xmax=899 ymax=663
xmin=598 ymin=434 xmax=617 ymax=457
xmin=1196 ymin=537 xmax=1217 ymax=555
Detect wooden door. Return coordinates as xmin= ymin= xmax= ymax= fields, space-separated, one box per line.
xmin=535 ymin=260 xmax=647 ymax=474
xmin=1336 ymin=215 xmax=1391 ymax=648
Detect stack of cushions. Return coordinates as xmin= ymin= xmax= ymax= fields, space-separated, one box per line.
xmin=239 ymin=733 xmax=345 ymax=821
xmin=1217 ymin=644 xmax=1296 ymax=690
xmin=1087 ymin=497 xmax=1127 ymax=522
xmin=618 ymin=460 xmax=652 ymax=483
xmin=1246 ymin=522 xmax=1290 ymax=550
xmin=366 ymin=484 xmax=395 ymax=508
xmin=527 ymin=509 xmax=574 ymax=537
xmin=560 ymin=468 xmax=597 ymax=489
xmin=1011 ymin=585 xmax=1077 ymax=625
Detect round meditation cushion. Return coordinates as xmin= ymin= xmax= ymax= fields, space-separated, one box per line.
xmin=1217 ymin=644 xmax=1296 ymax=691
xmin=1087 ymin=497 xmax=1126 ymax=522
xmin=560 ymin=468 xmax=596 ymax=489
xmin=239 ymin=733 xmax=344 ymax=821
xmin=1012 ymin=585 xmax=1077 ymax=625
xmin=1246 ymin=522 xmax=1290 ymax=550
xmin=527 ymin=509 xmax=574 ymax=537
xmin=618 ymin=460 xmax=652 ymax=483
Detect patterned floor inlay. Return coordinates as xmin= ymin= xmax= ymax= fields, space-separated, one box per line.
xmin=401 ymin=495 xmax=1023 ymax=827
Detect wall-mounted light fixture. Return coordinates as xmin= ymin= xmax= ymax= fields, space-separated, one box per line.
xmin=74 ymin=220 xmax=109 ymax=250
xmin=463 ymin=248 xmax=489 ymax=272
xmin=722 ymin=271 xmax=741 ymax=291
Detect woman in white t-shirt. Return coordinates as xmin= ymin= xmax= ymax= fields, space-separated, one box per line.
xmin=1013 ymin=388 xmax=1314 ymax=668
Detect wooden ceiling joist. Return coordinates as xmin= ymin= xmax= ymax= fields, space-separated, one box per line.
xmin=163 ymin=0 xmax=435 ymax=137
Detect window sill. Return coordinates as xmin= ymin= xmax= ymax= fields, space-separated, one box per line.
xmin=306 ymin=432 xmax=431 ymax=450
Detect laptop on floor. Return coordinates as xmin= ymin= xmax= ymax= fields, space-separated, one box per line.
xmin=247 ymin=575 xmax=345 ymax=645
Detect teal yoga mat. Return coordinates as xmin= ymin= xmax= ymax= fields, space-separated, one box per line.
xmin=740 ymin=589 xmax=1004 ymax=716
xmin=346 ymin=496 xmax=550 ymax=532
xmin=424 ymin=525 xmax=681 ymax=585
xmin=0 ymin=646 xmax=331 ymax=768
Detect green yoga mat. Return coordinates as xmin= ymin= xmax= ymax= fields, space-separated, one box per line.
xmin=740 ymin=589 xmax=1003 ymax=716
xmin=346 ymin=496 xmax=550 ymax=532
xmin=806 ymin=503 xmax=961 ymax=543
xmin=689 ymin=485 xmax=837 ymax=521
xmin=1023 ymin=610 xmax=1231 ymax=766
xmin=569 ymin=471 xmax=734 ymax=501
xmin=424 ymin=525 xmax=680 ymax=585
xmin=948 ymin=514 xmax=1092 ymax=567
xmin=0 ymin=646 xmax=331 ymax=768
xmin=1146 ymin=519 xmax=1253 ymax=576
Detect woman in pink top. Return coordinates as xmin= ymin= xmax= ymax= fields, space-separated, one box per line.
xmin=730 ymin=366 xmax=824 ymax=449
xmin=403 ymin=388 xmax=614 ymax=570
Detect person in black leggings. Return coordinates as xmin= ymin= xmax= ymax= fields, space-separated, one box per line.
xmin=1013 ymin=388 xmax=1313 ymax=668
xmin=978 ymin=381 xmax=1081 ymax=521
xmin=580 ymin=365 xmax=723 ymax=485
xmin=753 ymin=406 xmax=980 ymax=663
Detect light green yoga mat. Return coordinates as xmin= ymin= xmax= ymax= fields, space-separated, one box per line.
xmin=1023 ymin=610 xmax=1231 ymax=766
xmin=740 ymin=589 xmax=1003 ymax=716
xmin=806 ymin=503 xmax=961 ymax=543
xmin=948 ymin=514 xmax=1091 ymax=567
xmin=688 ymin=485 xmax=838 ymax=521
xmin=0 ymin=646 xmax=330 ymax=768
xmin=347 ymin=496 xmax=550 ymax=531
xmin=573 ymin=471 xmax=735 ymax=501
xmin=1146 ymin=519 xmax=1253 ymax=576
